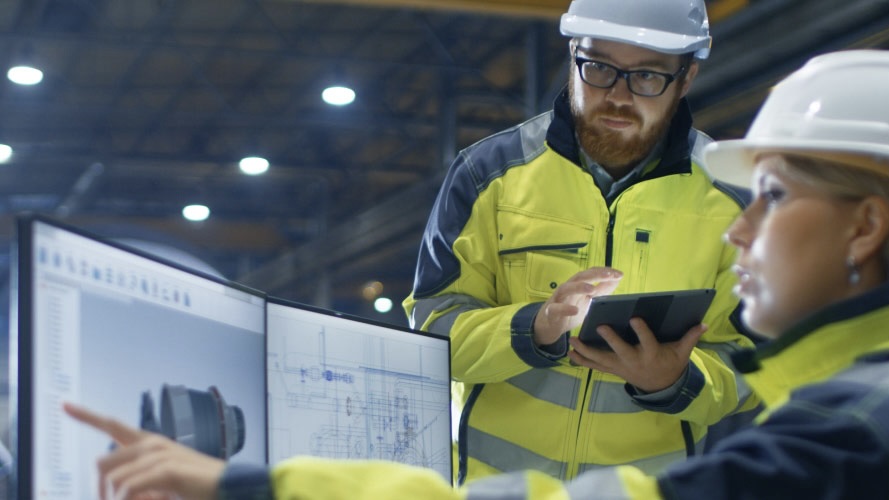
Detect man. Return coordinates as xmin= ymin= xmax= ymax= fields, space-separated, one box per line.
xmin=402 ymin=0 xmax=758 ymax=483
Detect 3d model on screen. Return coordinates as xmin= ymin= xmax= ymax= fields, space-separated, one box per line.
xmin=140 ymin=384 xmax=246 ymax=459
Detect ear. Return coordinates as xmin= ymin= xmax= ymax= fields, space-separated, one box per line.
xmin=679 ymin=61 xmax=699 ymax=98
xmin=849 ymin=196 xmax=889 ymax=264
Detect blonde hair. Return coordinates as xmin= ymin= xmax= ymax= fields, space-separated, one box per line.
xmin=760 ymin=152 xmax=889 ymax=272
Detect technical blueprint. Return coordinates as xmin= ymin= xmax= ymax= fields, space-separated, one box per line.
xmin=266 ymin=302 xmax=452 ymax=480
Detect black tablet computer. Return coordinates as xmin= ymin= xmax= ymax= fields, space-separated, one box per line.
xmin=577 ymin=288 xmax=716 ymax=349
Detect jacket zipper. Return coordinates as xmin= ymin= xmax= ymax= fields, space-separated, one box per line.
xmin=570 ymin=205 xmax=612 ymax=478
xmin=457 ymin=384 xmax=485 ymax=486
xmin=568 ymin=368 xmax=595 ymax=479
xmin=604 ymin=210 xmax=616 ymax=267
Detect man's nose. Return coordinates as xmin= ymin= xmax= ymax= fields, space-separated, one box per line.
xmin=605 ymin=76 xmax=634 ymax=103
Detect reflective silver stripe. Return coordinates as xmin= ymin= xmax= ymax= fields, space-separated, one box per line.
xmin=506 ymin=369 xmax=580 ymax=409
xmin=587 ymin=380 xmax=644 ymax=414
xmin=577 ymin=448 xmax=687 ymax=475
xmin=465 ymin=472 xmax=530 ymax=500
xmin=689 ymin=129 xmax=713 ymax=169
xmin=427 ymin=305 xmax=473 ymax=337
xmin=697 ymin=341 xmax=755 ymax=410
xmin=519 ymin=112 xmax=551 ymax=162
xmin=409 ymin=294 xmax=489 ymax=334
xmin=566 ymin=468 xmax=631 ymax=500
xmin=467 ymin=426 xmax=568 ymax=479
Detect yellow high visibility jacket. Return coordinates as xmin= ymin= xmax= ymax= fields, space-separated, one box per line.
xmin=402 ymin=88 xmax=757 ymax=483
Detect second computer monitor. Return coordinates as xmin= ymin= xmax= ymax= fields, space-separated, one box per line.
xmin=266 ymin=298 xmax=452 ymax=480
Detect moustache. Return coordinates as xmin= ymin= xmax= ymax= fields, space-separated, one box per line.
xmin=593 ymin=103 xmax=641 ymax=124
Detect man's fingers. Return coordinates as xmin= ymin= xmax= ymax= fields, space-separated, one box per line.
xmin=567 ymin=345 xmax=599 ymax=369
xmin=628 ymin=318 xmax=659 ymax=350
xmin=590 ymin=277 xmax=622 ymax=297
xmin=551 ymin=280 xmax=597 ymax=302
xmin=572 ymin=267 xmax=623 ymax=284
xmin=676 ymin=324 xmax=707 ymax=357
xmin=543 ymin=302 xmax=581 ymax=319
xmin=567 ymin=336 xmax=614 ymax=366
xmin=550 ymin=274 xmax=621 ymax=306
xmin=63 ymin=402 xmax=143 ymax=446
xmin=568 ymin=336 xmax=596 ymax=358
xmin=596 ymin=324 xmax=636 ymax=357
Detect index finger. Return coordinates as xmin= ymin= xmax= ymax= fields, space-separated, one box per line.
xmin=63 ymin=402 xmax=143 ymax=446
xmin=572 ymin=267 xmax=623 ymax=285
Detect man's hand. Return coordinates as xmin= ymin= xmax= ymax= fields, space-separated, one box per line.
xmin=533 ymin=267 xmax=623 ymax=346
xmin=567 ymin=318 xmax=706 ymax=393
xmin=64 ymin=402 xmax=226 ymax=500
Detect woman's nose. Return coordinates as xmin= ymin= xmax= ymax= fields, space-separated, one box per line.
xmin=723 ymin=215 xmax=752 ymax=249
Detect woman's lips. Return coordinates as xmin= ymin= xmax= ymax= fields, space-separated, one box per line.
xmin=732 ymin=265 xmax=753 ymax=297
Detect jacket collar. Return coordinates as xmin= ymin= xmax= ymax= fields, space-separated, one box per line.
xmin=736 ymin=282 xmax=889 ymax=409
xmin=546 ymin=86 xmax=696 ymax=178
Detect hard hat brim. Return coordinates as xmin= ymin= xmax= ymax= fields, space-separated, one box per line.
xmin=704 ymin=139 xmax=889 ymax=188
xmin=560 ymin=15 xmax=711 ymax=58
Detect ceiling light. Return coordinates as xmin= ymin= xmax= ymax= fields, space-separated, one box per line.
xmin=374 ymin=297 xmax=393 ymax=314
xmin=182 ymin=204 xmax=210 ymax=222
xmin=0 ymin=144 xmax=12 ymax=163
xmin=322 ymin=85 xmax=355 ymax=106
xmin=239 ymin=156 xmax=269 ymax=175
xmin=7 ymin=65 xmax=43 ymax=86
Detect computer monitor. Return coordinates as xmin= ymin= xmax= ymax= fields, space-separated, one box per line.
xmin=9 ymin=215 xmax=267 ymax=499
xmin=266 ymin=297 xmax=452 ymax=481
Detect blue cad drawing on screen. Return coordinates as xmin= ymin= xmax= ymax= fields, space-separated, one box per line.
xmin=265 ymin=298 xmax=452 ymax=480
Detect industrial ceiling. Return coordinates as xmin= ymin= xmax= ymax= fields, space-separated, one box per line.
xmin=1 ymin=0 xmax=888 ymax=326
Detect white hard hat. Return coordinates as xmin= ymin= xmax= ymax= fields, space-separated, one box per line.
xmin=560 ymin=0 xmax=711 ymax=59
xmin=705 ymin=50 xmax=889 ymax=188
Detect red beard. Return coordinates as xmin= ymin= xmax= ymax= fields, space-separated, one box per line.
xmin=570 ymin=87 xmax=680 ymax=176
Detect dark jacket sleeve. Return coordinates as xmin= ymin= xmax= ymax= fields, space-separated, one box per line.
xmin=218 ymin=462 xmax=274 ymax=500
xmin=658 ymin=384 xmax=889 ymax=500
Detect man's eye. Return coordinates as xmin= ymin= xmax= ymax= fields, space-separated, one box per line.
xmin=589 ymin=62 xmax=611 ymax=73
xmin=635 ymin=71 xmax=657 ymax=81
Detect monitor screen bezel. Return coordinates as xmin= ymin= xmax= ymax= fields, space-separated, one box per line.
xmin=9 ymin=213 xmax=269 ymax=499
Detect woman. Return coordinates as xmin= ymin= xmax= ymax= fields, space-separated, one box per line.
xmin=66 ymin=49 xmax=889 ymax=499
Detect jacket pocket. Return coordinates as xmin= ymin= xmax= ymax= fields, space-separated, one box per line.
xmin=497 ymin=209 xmax=593 ymax=302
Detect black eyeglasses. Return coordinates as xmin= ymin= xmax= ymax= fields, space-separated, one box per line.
xmin=573 ymin=48 xmax=686 ymax=97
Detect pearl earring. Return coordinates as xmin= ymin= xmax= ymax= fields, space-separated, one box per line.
xmin=847 ymin=256 xmax=861 ymax=286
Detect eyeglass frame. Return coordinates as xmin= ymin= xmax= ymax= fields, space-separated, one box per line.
xmin=572 ymin=47 xmax=687 ymax=97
